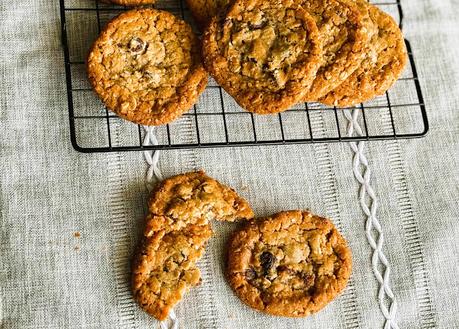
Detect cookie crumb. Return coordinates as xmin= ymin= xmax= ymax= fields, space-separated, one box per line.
xmin=240 ymin=185 xmax=249 ymax=192
xmin=74 ymin=232 xmax=81 ymax=238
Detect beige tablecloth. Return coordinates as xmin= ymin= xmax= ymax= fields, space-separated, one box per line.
xmin=1 ymin=0 xmax=458 ymax=328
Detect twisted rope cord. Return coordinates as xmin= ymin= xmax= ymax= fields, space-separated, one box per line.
xmin=344 ymin=109 xmax=399 ymax=329
xmin=142 ymin=126 xmax=178 ymax=329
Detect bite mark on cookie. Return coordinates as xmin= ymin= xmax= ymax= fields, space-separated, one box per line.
xmin=132 ymin=171 xmax=254 ymax=320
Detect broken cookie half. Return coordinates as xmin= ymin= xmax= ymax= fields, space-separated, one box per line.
xmin=132 ymin=171 xmax=254 ymax=321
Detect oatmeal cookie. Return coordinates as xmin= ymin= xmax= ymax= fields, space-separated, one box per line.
xmin=132 ymin=223 xmax=212 ymax=321
xmin=87 ymin=9 xmax=207 ymax=126
xmin=100 ymin=0 xmax=156 ymax=6
xmin=202 ymin=0 xmax=322 ymax=114
xmin=146 ymin=170 xmax=255 ymax=232
xmin=132 ymin=171 xmax=254 ymax=320
xmin=301 ymin=0 xmax=370 ymax=100
xmin=227 ymin=210 xmax=352 ymax=317
xmin=320 ymin=4 xmax=407 ymax=107
xmin=186 ymin=0 xmax=231 ymax=30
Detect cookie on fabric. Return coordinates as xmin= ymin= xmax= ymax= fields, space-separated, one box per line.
xmin=202 ymin=0 xmax=323 ymax=114
xmin=132 ymin=171 xmax=254 ymax=320
xmin=320 ymin=3 xmax=407 ymax=107
xmin=132 ymin=223 xmax=212 ymax=321
xmin=87 ymin=9 xmax=207 ymax=126
xmin=300 ymin=0 xmax=370 ymax=100
xmin=227 ymin=210 xmax=352 ymax=317
xmin=185 ymin=0 xmax=230 ymax=30
xmin=147 ymin=170 xmax=255 ymax=231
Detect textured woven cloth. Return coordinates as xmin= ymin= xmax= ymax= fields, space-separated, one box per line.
xmin=1 ymin=0 xmax=459 ymax=328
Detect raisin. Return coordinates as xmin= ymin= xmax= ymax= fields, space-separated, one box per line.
xmin=302 ymin=273 xmax=315 ymax=290
xmin=325 ymin=229 xmax=333 ymax=242
xmin=259 ymin=251 xmax=275 ymax=273
xmin=245 ymin=268 xmax=257 ymax=281
xmin=129 ymin=37 xmax=146 ymax=54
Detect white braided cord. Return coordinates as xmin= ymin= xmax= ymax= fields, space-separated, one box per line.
xmin=344 ymin=109 xmax=399 ymax=329
xmin=142 ymin=126 xmax=178 ymax=329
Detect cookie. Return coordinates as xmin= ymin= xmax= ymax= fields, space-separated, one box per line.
xmin=320 ymin=4 xmax=407 ymax=107
xmin=227 ymin=210 xmax=352 ymax=317
xmin=87 ymin=9 xmax=207 ymax=126
xmin=132 ymin=223 xmax=212 ymax=321
xmin=301 ymin=0 xmax=370 ymax=100
xmin=186 ymin=0 xmax=230 ymax=30
xmin=147 ymin=170 xmax=255 ymax=230
xmin=132 ymin=171 xmax=254 ymax=320
xmin=202 ymin=0 xmax=322 ymax=114
xmin=100 ymin=0 xmax=156 ymax=6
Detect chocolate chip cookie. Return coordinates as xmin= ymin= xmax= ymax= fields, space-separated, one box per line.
xmin=202 ymin=0 xmax=322 ymax=114
xmin=320 ymin=4 xmax=407 ymax=107
xmin=227 ymin=210 xmax=352 ymax=317
xmin=186 ymin=0 xmax=230 ymax=30
xmin=132 ymin=171 xmax=254 ymax=320
xmin=301 ymin=0 xmax=370 ymax=100
xmin=87 ymin=9 xmax=207 ymax=126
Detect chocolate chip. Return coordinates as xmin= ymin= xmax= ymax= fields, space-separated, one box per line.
xmin=129 ymin=37 xmax=146 ymax=54
xmin=244 ymin=268 xmax=257 ymax=281
xmin=259 ymin=251 xmax=275 ymax=273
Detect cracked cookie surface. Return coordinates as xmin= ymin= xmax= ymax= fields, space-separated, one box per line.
xmin=132 ymin=223 xmax=212 ymax=321
xmin=132 ymin=171 xmax=254 ymax=320
xmin=227 ymin=210 xmax=352 ymax=317
xmin=202 ymin=0 xmax=322 ymax=114
xmin=320 ymin=3 xmax=407 ymax=107
xmin=301 ymin=0 xmax=370 ymax=100
xmin=100 ymin=0 xmax=156 ymax=6
xmin=87 ymin=9 xmax=207 ymax=126
xmin=146 ymin=170 xmax=255 ymax=232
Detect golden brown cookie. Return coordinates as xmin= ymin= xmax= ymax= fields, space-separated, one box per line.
xmin=132 ymin=171 xmax=254 ymax=320
xmin=320 ymin=4 xmax=407 ymax=107
xmin=301 ymin=0 xmax=370 ymax=100
xmin=186 ymin=0 xmax=230 ymax=30
xmin=147 ymin=170 xmax=255 ymax=230
xmin=202 ymin=0 xmax=322 ymax=114
xmin=99 ymin=0 xmax=155 ymax=7
xmin=87 ymin=9 xmax=207 ymax=126
xmin=132 ymin=223 xmax=212 ymax=321
xmin=227 ymin=210 xmax=352 ymax=317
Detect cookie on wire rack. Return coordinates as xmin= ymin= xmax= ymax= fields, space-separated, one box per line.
xmin=300 ymin=0 xmax=371 ymax=101
xmin=319 ymin=2 xmax=407 ymax=107
xmin=87 ymin=8 xmax=207 ymax=126
xmin=202 ymin=0 xmax=323 ymax=114
xmin=227 ymin=210 xmax=352 ymax=317
xmin=132 ymin=171 xmax=254 ymax=321
xmin=99 ymin=0 xmax=156 ymax=6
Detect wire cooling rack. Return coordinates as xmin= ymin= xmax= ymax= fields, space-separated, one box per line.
xmin=60 ymin=0 xmax=428 ymax=153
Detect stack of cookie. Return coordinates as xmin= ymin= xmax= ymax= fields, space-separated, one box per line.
xmin=131 ymin=171 xmax=353 ymax=320
xmin=201 ymin=0 xmax=407 ymax=113
xmin=87 ymin=0 xmax=406 ymax=125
